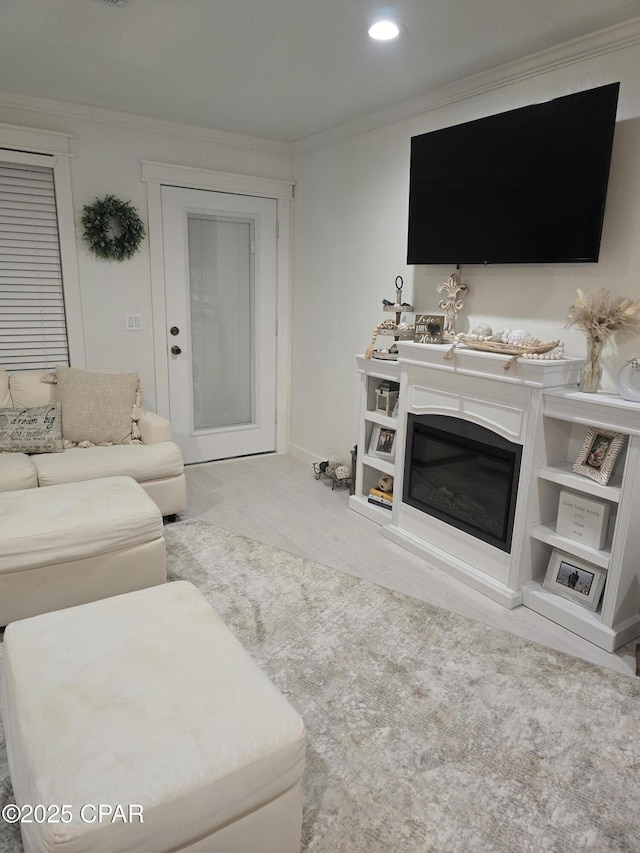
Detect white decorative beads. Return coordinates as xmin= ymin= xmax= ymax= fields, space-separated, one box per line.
xmin=521 ymin=341 xmax=565 ymax=360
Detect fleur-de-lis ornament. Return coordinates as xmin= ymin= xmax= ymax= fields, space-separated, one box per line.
xmin=437 ymin=272 xmax=469 ymax=337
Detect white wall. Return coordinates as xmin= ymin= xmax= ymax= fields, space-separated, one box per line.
xmin=2 ymin=32 xmax=639 ymax=465
xmin=290 ymin=42 xmax=640 ymax=464
xmin=0 ymin=99 xmax=293 ymax=412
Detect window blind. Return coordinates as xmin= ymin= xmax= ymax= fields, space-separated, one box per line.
xmin=0 ymin=161 xmax=69 ymax=371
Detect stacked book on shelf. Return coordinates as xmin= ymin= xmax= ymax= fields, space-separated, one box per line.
xmin=368 ymin=487 xmax=393 ymax=511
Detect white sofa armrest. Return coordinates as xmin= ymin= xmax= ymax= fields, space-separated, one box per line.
xmin=138 ymin=411 xmax=173 ymax=444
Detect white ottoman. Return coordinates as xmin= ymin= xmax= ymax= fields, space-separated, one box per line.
xmin=0 ymin=581 xmax=306 ymax=853
xmin=0 ymin=476 xmax=166 ymax=626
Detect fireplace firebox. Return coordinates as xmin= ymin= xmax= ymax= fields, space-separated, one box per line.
xmin=403 ymin=414 xmax=522 ymax=553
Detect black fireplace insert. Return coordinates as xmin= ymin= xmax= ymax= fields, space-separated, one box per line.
xmin=403 ymin=414 xmax=522 ymax=552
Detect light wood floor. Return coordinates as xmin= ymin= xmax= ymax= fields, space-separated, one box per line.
xmin=183 ymin=453 xmax=638 ymax=677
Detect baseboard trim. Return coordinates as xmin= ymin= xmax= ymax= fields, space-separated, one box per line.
xmin=287 ymin=442 xmax=323 ymax=466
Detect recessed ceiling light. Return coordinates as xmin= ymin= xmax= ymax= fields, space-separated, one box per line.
xmin=368 ymin=20 xmax=402 ymax=41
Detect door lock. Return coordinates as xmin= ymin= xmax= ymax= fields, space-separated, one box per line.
xmin=170 ymin=326 xmax=180 ymax=336
xmin=171 ymin=345 xmax=182 ymax=355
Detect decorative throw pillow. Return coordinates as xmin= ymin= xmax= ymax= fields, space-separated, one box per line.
xmin=0 ymin=368 xmax=11 ymax=408
xmin=54 ymin=366 xmax=140 ymax=446
xmin=8 ymin=371 xmax=57 ymax=408
xmin=0 ymin=403 xmax=63 ymax=454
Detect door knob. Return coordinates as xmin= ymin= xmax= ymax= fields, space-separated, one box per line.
xmin=171 ymin=345 xmax=182 ymax=355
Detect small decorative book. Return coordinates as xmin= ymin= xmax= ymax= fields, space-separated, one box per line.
xmin=555 ymin=490 xmax=610 ymax=551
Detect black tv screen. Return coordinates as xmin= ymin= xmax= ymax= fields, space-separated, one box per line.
xmin=407 ymin=83 xmax=620 ymax=265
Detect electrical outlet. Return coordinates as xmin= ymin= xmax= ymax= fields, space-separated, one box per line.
xmin=125 ymin=313 xmax=143 ymax=331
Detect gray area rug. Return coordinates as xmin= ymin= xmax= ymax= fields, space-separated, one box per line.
xmin=1 ymin=518 xmax=639 ymax=852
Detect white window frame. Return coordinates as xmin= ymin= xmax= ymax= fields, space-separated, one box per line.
xmin=0 ymin=124 xmax=85 ymax=368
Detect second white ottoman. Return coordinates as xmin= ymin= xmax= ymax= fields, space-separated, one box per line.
xmin=1 ymin=581 xmax=306 ymax=853
xmin=0 ymin=476 xmax=166 ymax=625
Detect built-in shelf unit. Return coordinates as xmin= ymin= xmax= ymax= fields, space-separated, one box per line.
xmin=350 ymin=345 xmax=640 ymax=654
xmin=522 ymin=388 xmax=640 ymax=652
xmin=350 ymin=357 xmax=401 ymax=524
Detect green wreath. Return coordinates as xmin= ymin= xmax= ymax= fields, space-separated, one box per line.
xmin=81 ymin=195 xmax=146 ymax=261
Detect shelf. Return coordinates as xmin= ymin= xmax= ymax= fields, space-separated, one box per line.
xmin=530 ymin=522 xmax=611 ymax=569
xmin=374 ymin=329 xmax=414 ymax=339
xmin=522 ymin=579 xmax=604 ymax=622
xmin=383 ymin=304 xmax=414 ymax=313
xmin=523 ymin=579 xmax=640 ymax=652
xmin=349 ymin=494 xmax=393 ymax=524
xmin=356 ymin=355 xmax=401 ymax=382
xmin=365 ymin=410 xmax=397 ymax=430
xmin=353 ymin=357 xmax=401 ymax=527
xmin=521 ymin=581 xmax=616 ymax=650
xmin=537 ymin=463 xmax=622 ymax=502
xmin=543 ymin=387 xmax=640 ymax=435
xmin=362 ymin=454 xmax=395 ymax=477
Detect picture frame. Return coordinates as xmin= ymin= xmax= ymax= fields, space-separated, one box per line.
xmin=542 ymin=549 xmax=606 ymax=611
xmin=414 ymin=313 xmax=445 ymax=345
xmin=572 ymin=427 xmax=626 ymax=485
xmin=369 ymin=424 xmax=396 ymax=460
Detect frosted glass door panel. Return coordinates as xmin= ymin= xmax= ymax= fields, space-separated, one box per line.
xmin=188 ymin=215 xmax=254 ymax=431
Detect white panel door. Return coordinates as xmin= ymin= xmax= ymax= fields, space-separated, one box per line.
xmin=162 ymin=186 xmax=277 ymax=463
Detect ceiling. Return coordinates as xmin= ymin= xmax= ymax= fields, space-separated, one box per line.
xmin=1 ymin=0 xmax=639 ymax=143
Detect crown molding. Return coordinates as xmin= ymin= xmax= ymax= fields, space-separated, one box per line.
xmin=1 ymin=17 xmax=638 ymax=158
xmin=0 ymin=90 xmax=293 ymax=156
xmin=293 ymin=17 xmax=640 ymax=153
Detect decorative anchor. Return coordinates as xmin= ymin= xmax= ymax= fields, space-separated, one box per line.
xmin=437 ymin=270 xmax=469 ymax=338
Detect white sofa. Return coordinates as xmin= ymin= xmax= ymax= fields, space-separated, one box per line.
xmin=0 ymin=369 xmax=186 ymax=518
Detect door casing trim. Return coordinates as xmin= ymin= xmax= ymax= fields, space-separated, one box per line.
xmin=143 ymin=161 xmax=294 ymax=454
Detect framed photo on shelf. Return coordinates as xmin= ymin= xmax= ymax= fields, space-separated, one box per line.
xmin=572 ymin=427 xmax=626 ymax=485
xmin=369 ymin=424 xmax=396 ymax=461
xmin=542 ymin=549 xmax=606 ymax=611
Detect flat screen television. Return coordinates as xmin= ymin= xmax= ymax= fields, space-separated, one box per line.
xmin=407 ymin=82 xmax=620 ymax=265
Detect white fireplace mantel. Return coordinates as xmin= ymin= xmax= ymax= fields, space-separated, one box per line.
xmin=380 ymin=342 xmax=582 ymax=608
xmin=351 ymin=343 xmax=640 ymax=650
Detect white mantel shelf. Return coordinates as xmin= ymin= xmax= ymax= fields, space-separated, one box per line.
xmin=396 ymin=341 xmax=583 ymax=388
xmin=351 ymin=345 xmax=640 ymax=652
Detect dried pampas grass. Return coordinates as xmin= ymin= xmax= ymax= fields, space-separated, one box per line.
xmin=566 ymin=288 xmax=640 ymax=343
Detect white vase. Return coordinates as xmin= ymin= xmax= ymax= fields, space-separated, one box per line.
xmin=616 ymin=358 xmax=640 ymax=402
